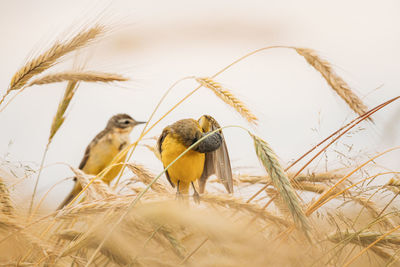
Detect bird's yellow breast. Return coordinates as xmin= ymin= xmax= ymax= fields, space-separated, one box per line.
xmin=82 ymin=131 xmax=129 ymax=184
xmin=161 ymin=134 xmax=205 ymax=186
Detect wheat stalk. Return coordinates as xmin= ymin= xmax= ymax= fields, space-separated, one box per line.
xmin=58 ymin=229 xmax=134 ymax=265
xmin=143 ymin=144 xmax=162 ymax=161
xmin=70 ymin=168 xmax=115 ymax=201
xmin=250 ymin=133 xmax=310 ymax=233
xmin=28 ymin=71 xmax=128 ymax=87
xmin=293 ymin=171 xmax=343 ymax=182
xmin=329 ymin=230 xmax=400 ymax=247
xmin=9 ymin=25 xmax=105 ymax=91
xmin=195 ymin=77 xmax=258 ymax=125
xmin=352 ymin=196 xmax=395 ymax=229
xmin=201 ymin=194 xmax=290 ymax=227
xmin=328 ymin=230 xmax=395 ymax=260
xmin=55 ymin=198 xmax=131 ymax=220
xmin=295 ymin=48 xmax=369 ymax=119
xmin=292 ymin=181 xmax=329 ymax=194
xmin=0 ymin=215 xmax=54 ymax=256
xmin=233 ymin=174 xmax=266 ymax=185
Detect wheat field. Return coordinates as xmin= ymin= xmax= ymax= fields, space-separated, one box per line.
xmin=0 ymin=5 xmax=400 ymax=267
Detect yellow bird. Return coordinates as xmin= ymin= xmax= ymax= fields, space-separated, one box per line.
xmin=157 ymin=115 xmax=233 ymax=202
xmin=58 ymin=113 xmax=145 ymax=209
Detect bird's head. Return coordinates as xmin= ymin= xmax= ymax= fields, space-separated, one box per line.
xmin=107 ymin=113 xmax=146 ymax=132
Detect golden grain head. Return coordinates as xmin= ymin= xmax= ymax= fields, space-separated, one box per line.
xmin=250 ymin=133 xmax=310 ymax=233
xmin=9 ymin=25 xmax=105 ymax=91
xmin=295 ymin=48 xmax=370 ymax=120
xmin=195 ymin=77 xmax=258 ymax=125
xmin=27 ymin=71 xmax=128 ymax=87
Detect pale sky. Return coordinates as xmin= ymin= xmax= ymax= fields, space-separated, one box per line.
xmin=0 ymin=0 xmax=399 ymax=209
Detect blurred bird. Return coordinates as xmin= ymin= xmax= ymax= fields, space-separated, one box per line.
xmin=58 ymin=113 xmax=145 ymax=209
xmin=157 ymin=115 xmax=232 ymax=202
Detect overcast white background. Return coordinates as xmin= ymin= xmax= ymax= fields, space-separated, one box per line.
xmin=0 ymin=0 xmax=399 ymax=209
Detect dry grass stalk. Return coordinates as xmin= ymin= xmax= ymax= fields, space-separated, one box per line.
xmin=234 ymin=174 xmax=267 ymax=185
xmin=9 ymin=25 xmax=105 ymax=91
xmin=329 ymin=230 xmax=400 ymax=247
xmin=235 ymin=172 xmax=342 ymax=186
xmin=49 ymin=81 xmax=78 ymax=141
xmin=28 ymin=71 xmax=128 ymax=87
xmin=328 ymin=231 xmax=397 ymax=261
xmin=58 ymin=229 xmax=134 ymax=265
xmin=295 ymin=48 xmax=369 ymax=119
xmin=70 ymin=168 xmax=114 ymax=201
xmin=195 ymin=77 xmax=258 ymax=125
xmin=293 ymin=171 xmax=343 ymax=182
xmin=126 ymin=163 xmax=168 ymax=193
xmin=292 ymin=181 xmax=329 ymax=194
xmin=0 ymin=262 xmax=35 ymax=267
xmin=352 ymin=196 xmax=396 ymax=229
xmin=250 ymin=133 xmax=309 ymax=232
xmin=0 ymin=215 xmax=54 ymax=256
xmin=143 ymin=144 xmax=162 ymax=161
xmin=265 ymin=188 xmax=290 ymax=217
xmin=55 ymin=198 xmax=131 ymax=221
xmin=201 ymin=194 xmax=290 ymax=227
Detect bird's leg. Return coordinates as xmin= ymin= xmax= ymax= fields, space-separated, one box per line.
xmin=192 ymin=182 xmax=200 ymax=204
xmin=176 ymin=180 xmax=184 ymax=201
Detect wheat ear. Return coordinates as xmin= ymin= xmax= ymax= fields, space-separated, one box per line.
xmin=195 ymin=77 xmax=258 ymax=125
xmin=295 ymin=48 xmax=369 ymax=119
xmin=126 ymin=163 xmax=168 ymax=193
xmin=9 ymin=25 xmax=105 ymax=91
xmin=48 ymin=81 xmax=78 ymax=142
xmin=28 ymin=71 xmax=128 ymax=87
xmin=58 ymin=229 xmax=133 ymax=265
xmin=250 ymin=133 xmax=310 ymax=233
xmin=352 ymin=196 xmax=395 ymax=229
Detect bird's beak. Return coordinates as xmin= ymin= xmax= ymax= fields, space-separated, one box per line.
xmin=134 ymin=121 xmax=146 ymax=126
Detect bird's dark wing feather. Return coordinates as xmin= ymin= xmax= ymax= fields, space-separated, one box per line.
xmin=157 ymin=128 xmax=175 ymax=188
xmin=198 ymin=115 xmax=233 ymax=193
xmin=78 ymin=146 xmax=91 ymax=170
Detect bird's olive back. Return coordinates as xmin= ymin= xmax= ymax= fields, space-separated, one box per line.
xmin=169 ymin=118 xmax=222 ymax=152
xmin=169 ymin=119 xmax=203 ymax=147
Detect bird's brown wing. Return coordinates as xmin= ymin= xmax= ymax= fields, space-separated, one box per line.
xmin=157 ymin=128 xmax=175 ymax=188
xmin=198 ymin=115 xmax=233 ymax=193
xmin=78 ymin=145 xmax=91 ymax=170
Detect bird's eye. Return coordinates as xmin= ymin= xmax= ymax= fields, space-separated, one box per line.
xmin=124 ymin=120 xmax=130 ymax=124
